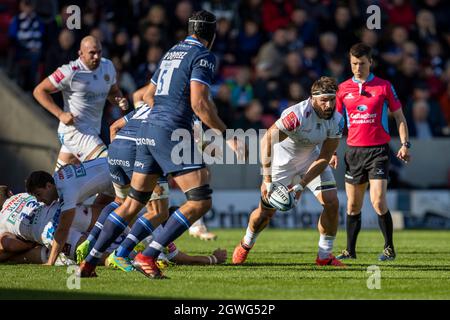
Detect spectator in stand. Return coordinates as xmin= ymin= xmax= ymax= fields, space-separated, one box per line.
xmin=168 ymin=0 xmax=193 ymax=43
xmin=423 ymin=40 xmax=446 ymax=97
xmin=214 ymin=84 xmax=234 ymax=128
xmin=381 ymin=0 xmax=416 ymax=31
xmin=233 ymin=99 xmax=264 ymax=131
xmin=261 ymin=0 xmax=294 ymax=33
xmin=238 ymin=0 xmax=263 ymax=29
xmin=134 ymin=45 xmax=163 ymax=88
xmin=255 ymin=27 xmax=288 ymax=79
xmin=409 ymin=99 xmax=439 ymax=139
xmin=44 ymin=29 xmax=77 ymax=78
xmin=439 ymin=82 xmax=450 ymax=136
xmin=213 ymin=17 xmax=237 ymax=67
xmin=381 ymin=25 xmax=409 ymax=77
xmin=319 ymin=32 xmax=339 ymax=67
xmin=325 ymin=55 xmax=346 ymax=84
xmin=280 ymin=51 xmax=310 ymax=96
xmin=327 ymin=6 xmax=359 ymax=55
xmin=8 ymin=0 xmax=45 ymax=91
xmin=411 ymin=9 xmax=439 ymax=56
xmin=236 ymin=18 xmax=264 ymax=66
xmin=290 ymin=8 xmax=318 ymax=47
xmin=302 ymin=44 xmax=322 ymax=80
xmin=227 ymin=66 xmax=254 ymax=110
xmin=391 ymin=56 xmax=421 ymax=104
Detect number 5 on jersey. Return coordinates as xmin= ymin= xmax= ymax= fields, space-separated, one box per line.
xmin=156 ymin=60 xmax=182 ymax=96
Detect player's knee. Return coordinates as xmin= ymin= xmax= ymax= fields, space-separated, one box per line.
xmin=323 ymin=196 xmax=339 ymax=214
xmin=347 ymin=201 xmax=362 ymax=215
xmin=128 ymin=187 xmax=152 ymax=205
xmin=371 ymin=199 xmax=387 ymax=215
xmin=185 ymin=184 xmax=213 ymax=202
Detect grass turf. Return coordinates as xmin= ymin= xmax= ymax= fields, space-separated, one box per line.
xmin=0 ymin=229 xmax=449 ymax=299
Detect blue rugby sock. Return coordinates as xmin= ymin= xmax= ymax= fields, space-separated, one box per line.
xmin=116 ymin=216 xmax=154 ymax=258
xmin=87 ymin=201 xmax=120 ymax=249
xmin=85 ymin=212 xmax=128 ymax=265
xmin=142 ymin=209 xmax=191 ymax=258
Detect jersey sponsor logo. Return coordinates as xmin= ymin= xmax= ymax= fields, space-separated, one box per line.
xmin=136 ymin=138 xmax=156 ymax=146
xmin=52 ymin=69 xmax=65 ymax=83
xmin=350 ymin=112 xmax=377 ymax=124
xmin=282 ymin=112 xmax=300 ymax=131
xmin=344 ymin=92 xmax=355 ymax=99
xmin=134 ymin=161 xmax=145 ymax=169
xmin=199 ymin=59 xmax=215 ymax=71
xmin=108 ymin=158 xmax=131 ymax=167
xmin=356 ymin=105 xmax=368 ymax=112
xmin=58 ymin=170 xmax=65 ymax=180
xmin=73 ymin=163 xmax=86 ymax=178
xmin=104 ymin=74 xmax=110 ymax=82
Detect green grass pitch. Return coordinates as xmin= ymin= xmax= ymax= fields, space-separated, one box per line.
xmin=0 ymin=229 xmax=449 ymax=299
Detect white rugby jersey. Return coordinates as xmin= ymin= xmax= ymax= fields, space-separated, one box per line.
xmin=273 ymin=98 xmax=344 ymax=171
xmin=0 ymin=193 xmax=60 ymax=244
xmin=54 ymin=158 xmax=113 ymax=212
xmin=48 ymin=57 xmax=116 ymax=134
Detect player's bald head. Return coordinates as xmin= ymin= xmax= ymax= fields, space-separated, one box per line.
xmin=79 ymin=36 xmax=102 ymax=70
xmin=80 ymin=36 xmax=101 ymax=50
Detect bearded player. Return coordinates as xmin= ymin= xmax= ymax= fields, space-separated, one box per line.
xmin=232 ymin=77 xmax=345 ymax=266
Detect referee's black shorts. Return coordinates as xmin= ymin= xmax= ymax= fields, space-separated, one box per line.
xmin=344 ymin=144 xmax=390 ymax=185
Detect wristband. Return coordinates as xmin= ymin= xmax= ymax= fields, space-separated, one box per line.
xmin=264 ymin=181 xmax=274 ymax=193
xmin=292 ymin=184 xmax=304 ymax=192
xmin=208 ymin=255 xmax=218 ymax=264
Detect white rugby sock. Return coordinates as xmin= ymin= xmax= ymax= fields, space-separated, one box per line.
xmin=318 ymin=234 xmax=335 ymax=259
xmin=243 ymin=226 xmax=259 ymax=247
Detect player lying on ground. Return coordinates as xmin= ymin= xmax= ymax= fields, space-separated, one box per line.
xmin=0 ymin=190 xmax=122 ymax=265
xmin=232 ymin=76 xmax=346 ymax=267
xmin=25 ymin=158 xmax=115 ymax=265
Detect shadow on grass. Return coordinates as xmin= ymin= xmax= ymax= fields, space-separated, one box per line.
xmin=0 ymin=288 xmax=181 ymax=300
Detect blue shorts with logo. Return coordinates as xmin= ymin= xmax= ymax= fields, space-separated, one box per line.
xmin=134 ymin=123 xmax=205 ymax=176
xmin=108 ymin=138 xmax=136 ymax=186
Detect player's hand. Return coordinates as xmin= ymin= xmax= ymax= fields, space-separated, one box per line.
xmin=212 ymin=248 xmax=227 ymax=264
xmin=288 ymin=184 xmax=304 ymax=201
xmin=397 ymin=146 xmax=410 ymax=163
xmin=58 ymin=112 xmax=75 ymax=125
xmin=261 ymin=180 xmax=273 ymax=202
xmin=115 ymin=97 xmax=129 ymax=110
xmin=329 ymin=154 xmax=338 ymax=169
xmin=226 ymin=137 xmax=247 ymax=161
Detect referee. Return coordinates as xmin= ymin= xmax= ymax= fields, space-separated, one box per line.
xmin=335 ymin=43 xmax=410 ymax=261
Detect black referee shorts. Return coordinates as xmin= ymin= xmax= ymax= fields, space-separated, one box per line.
xmin=344 ymin=144 xmax=390 ymax=185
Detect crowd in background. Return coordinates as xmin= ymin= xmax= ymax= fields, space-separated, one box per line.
xmin=1 ymin=0 xmax=450 ymax=143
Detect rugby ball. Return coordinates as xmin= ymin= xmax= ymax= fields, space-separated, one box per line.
xmin=268 ymin=182 xmax=295 ymax=211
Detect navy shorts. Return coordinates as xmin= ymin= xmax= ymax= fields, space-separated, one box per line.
xmin=134 ymin=123 xmax=205 ymax=176
xmin=108 ymin=138 xmax=136 ymax=186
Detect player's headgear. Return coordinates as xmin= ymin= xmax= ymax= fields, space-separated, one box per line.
xmin=188 ymin=10 xmax=216 ymax=47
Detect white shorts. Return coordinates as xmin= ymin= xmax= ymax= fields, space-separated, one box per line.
xmin=272 ymin=150 xmax=337 ymax=197
xmin=58 ymin=126 xmax=106 ymax=162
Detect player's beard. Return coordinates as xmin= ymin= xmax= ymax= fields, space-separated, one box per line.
xmin=312 ymin=103 xmax=334 ymax=120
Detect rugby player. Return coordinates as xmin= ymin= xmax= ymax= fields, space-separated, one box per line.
xmin=79 ymin=10 xmax=244 ymax=278
xmin=76 ymin=86 xmax=171 ymax=272
xmin=0 ymin=191 xmax=122 ymax=265
xmin=232 ymin=76 xmax=346 ymax=267
xmin=33 ymin=36 xmax=128 ymax=170
xmin=335 ymin=43 xmax=410 ymax=261
xmin=25 ymin=158 xmax=115 ymax=265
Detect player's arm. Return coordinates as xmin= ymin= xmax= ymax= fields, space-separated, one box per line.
xmin=297 ymin=138 xmax=340 ymax=190
xmin=107 ymin=83 xmax=129 ymax=111
xmin=260 ymin=124 xmax=288 ymax=187
xmin=171 ymin=248 xmax=227 ymax=265
xmin=33 ymin=78 xmax=75 ymax=125
xmin=190 ymin=81 xmax=227 ymax=133
xmin=45 ymin=208 xmax=75 ymax=265
xmin=143 ymin=82 xmax=156 ymax=108
xmin=109 ymin=117 xmax=127 ymax=142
